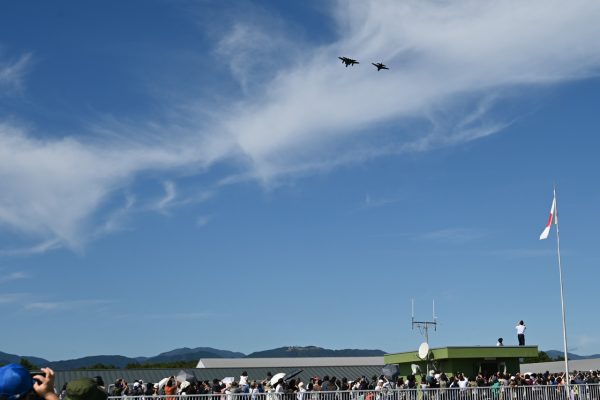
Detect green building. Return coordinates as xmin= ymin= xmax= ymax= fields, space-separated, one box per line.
xmin=384 ymin=346 xmax=538 ymax=378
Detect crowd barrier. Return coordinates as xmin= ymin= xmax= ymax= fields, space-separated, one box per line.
xmin=106 ymin=384 xmax=600 ymax=400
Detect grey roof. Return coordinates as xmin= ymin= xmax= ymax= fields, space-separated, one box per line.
xmin=197 ymin=357 xmax=384 ymax=368
xmin=53 ymin=365 xmax=384 ymax=392
xmin=521 ymin=358 xmax=600 ymax=374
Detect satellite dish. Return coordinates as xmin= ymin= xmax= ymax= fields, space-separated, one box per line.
xmin=418 ymin=342 xmax=430 ymax=360
xmin=411 ymin=364 xmax=421 ymax=375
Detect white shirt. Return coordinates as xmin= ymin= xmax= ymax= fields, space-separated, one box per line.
xmin=516 ymin=324 xmax=526 ymax=334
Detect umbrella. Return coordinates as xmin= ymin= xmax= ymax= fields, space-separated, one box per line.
xmin=158 ymin=377 xmax=170 ymax=390
xmin=270 ymin=373 xmax=286 ymax=386
xmin=284 ymin=370 xmax=303 ymax=382
xmin=382 ymin=365 xmax=399 ymax=380
xmin=177 ymin=370 xmax=196 ymax=383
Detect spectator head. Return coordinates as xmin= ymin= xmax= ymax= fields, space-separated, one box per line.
xmin=65 ymin=378 xmax=108 ymax=400
xmin=519 ymin=320 xmax=524 ymax=325
xmin=497 ymin=338 xmax=503 ymax=343
xmin=93 ymin=376 xmax=105 ymax=387
xmin=0 ymin=364 xmax=33 ymax=400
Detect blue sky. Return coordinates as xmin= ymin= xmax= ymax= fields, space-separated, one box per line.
xmin=1 ymin=0 xmax=600 ymax=361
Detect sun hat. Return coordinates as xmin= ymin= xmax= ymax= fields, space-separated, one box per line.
xmin=0 ymin=364 xmax=33 ymax=400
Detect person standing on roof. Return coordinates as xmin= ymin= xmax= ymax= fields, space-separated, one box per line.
xmin=515 ymin=320 xmax=526 ymax=345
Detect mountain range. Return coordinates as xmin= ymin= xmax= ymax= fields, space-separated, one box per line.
xmin=3 ymin=347 xmax=597 ymax=371
xmin=0 ymin=346 xmax=385 ymax=370
xmin=544 ymin=350 xmax=600 ymax=361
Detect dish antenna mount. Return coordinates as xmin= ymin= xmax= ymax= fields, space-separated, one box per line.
xmin=411 ymin=299 xmax=438 ymax=344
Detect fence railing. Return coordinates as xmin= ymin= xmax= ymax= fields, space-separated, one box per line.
xmin=106 ymin=384 xmax=600 ymax=400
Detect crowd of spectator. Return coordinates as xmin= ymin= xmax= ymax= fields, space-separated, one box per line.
xmin=4 ymin=362 xmax=600 ymax=400
xmin=103 ymin=369 xmax=600 ymax=398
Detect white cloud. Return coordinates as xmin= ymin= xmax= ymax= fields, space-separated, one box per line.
xmin=0 ymin=293 xmax=27 ymax=304
xmin=419 ymin=228 xmax=487 ymax=243
xmin=0 ymin=122 xmax=207 ymax=249
xmin=2 ymin=0 xmax=600 ymax=251
xmin=0 ymin=271 xmax=28 ymax=284
xmin=0 ymin=52 xmax=31 ymax=93
xmin=24 ymin=299 xmax=112 ymax=311
xmin=196 ymin=215 xmax=212 ymax=227
xmin=155 ymin=181 xmax=177 ymax=213
xmin=362 ymin=193 xmax=403 ymax=210
xmin=224 ymin=0 xmax=600 ymax=180
xmin=0 ymin=239 xmax=62 ymax=257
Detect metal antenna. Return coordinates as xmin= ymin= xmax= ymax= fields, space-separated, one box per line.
xmin=411 ymin=299 xmax=438 ymax=344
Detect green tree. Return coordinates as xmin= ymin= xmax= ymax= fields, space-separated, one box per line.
xmin=125 ymin=360 xmax=197 ymax=369
xmin=76 ymin=363 xmax=118 ymax=370
xmin=19 ymin=358 xmax=39 ymax=370
xmin=523 ymin=350 xmax=553 ymax=363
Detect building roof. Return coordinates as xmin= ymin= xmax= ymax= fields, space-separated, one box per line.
xmin=384 ymin=346 xmax=539 ymax=364
xmin=53 ymin=365 xmax=385 ymax=392
xmin=521 ymin=358 xmax=600 ymax=374
xmin=197 ymin=357 xmax=384 ymax=368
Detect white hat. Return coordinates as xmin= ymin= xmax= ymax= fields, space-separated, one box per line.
xmin=181 ymin=381 xmax=191 ymax=390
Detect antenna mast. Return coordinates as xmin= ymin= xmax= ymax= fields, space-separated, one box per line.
xmin=411 ymin=299 xmax=438 ymax=344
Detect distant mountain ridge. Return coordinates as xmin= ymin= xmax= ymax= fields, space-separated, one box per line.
xmin=4 ymin=346 xmax=384 ymax=370
xmin=0 ymin=347 xmax=239 ymax=370
xmin=246 ymin=346 xmax=385 ymax=358
xmin=9 ymin=346 xmax=598 ymax=371
xmin=149 ymin=347 xmax=245 ymax=360
xmin=545 ymin=350 xmax=600 ymax=361
xmin=0 ymin=351 xmax=49 ymax=367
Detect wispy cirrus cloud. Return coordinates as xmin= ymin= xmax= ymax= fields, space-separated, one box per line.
xmin=24 ymin=299 xmax=113 ymax=311
xmin=154 ymin=181 xmax=177 ymax=214
xmin=0 ymin=238 xmax=62 ymax=257
xmin=1 ymin=0 xmax=600 ymax=252
xmin=0 ymin=52 xmax=31 ymax=94
xmin=362 ymin=193 xmax=404 ymax=210
xmin=117 ymin=311 xmax=216 ymax=321
xmin=0 ymin=291 xmax=111 ymax=312
xmin=196 ymin=214 xmax=212 ymax=227
xmin=0 ymin=292 xmax=28 ymax=304
xmin=418 ymin=228 xmax=488 ymax=243
xmin=0 ymin=271 xmax=28 ymax=284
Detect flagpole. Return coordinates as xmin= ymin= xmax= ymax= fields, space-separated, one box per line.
xmin=554 ymin=187 xmax=571 ymax=390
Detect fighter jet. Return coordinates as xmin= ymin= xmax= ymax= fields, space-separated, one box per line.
xmin=339 ymin=56 xmax=359 ymax=67
xmin=372 ymin=62 xmax=389 ymax=71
